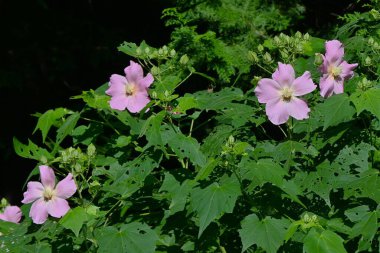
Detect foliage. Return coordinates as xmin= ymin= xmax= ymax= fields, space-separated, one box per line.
xmin=1 ymin=0 xmax=380 ymax=252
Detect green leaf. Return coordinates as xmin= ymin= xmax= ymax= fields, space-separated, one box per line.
xmin=239 ymin=214 xmax=290 ymax=253
xmin=59 ymin=207 xmax=88 ymax=236
xmin=349 ymin=211 xmax=378 ymax=252
xmin=345 ymin=205 xmax=370 ymax=222
xmin=73 ymin=89 xmax=110 ymax=110
xmin=351 ymin=88 xmax=380 ymax=120
xmin=33 ymin=108 xmax=68 ymax=143
xmin=13 ymin=138 xmax=52 ymax=161
xmin=190 ymin=175 xmax=241 ymax=237
xmin=175 ymin=96 xmax=199 ymax=113
xmin=195 ymin=158 xmax=219 ymax=181
xmin=318 ymin=94 xmax=355 ymax=130
xmin=159 ymin=173 xmax=192 ymax=215
xmin=303 ymin=229 xmax=347 ymax=253
xmin=201 ymin=125 xmax=233 ymax=157
xmin=96 ymin=222 xmax=158 ymax=253
xmin=165 ymin=132 xmax=206 ymax=167
xmin=140 ymin=111 xmax=165 ymax=148
xmin=193 ymin=87 xmax=244 ymax=111
xmin=56 ymin=112 xmax=81 ymax=145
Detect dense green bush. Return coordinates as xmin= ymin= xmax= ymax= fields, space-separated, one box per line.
xmin=1 ymin=0 xmax=380 ymax=252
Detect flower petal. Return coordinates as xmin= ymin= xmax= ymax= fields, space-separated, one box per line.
xmin=272 ymin=63 xmax=295 ymax=86
xmin=30 ymin=198 xmax=49 ymax=224
xmin=126 ymin=92 xmax=150 ymax=113
xmin=47 ymin=198 xmax=70 ymax=218
xmin=265 ymin=98 xmax=290 ymax=125
xmin=287 ymin=98 xmax=311 ymax=120
xmin=255 ymin=78 xmax=281 ymax=103
xmin=138 ymin=73 xmax=154 ymax=89
xmin=325 ymin=40 xmax=344 ymax=65
xmin=339 ymin=61 xmax=358 ymax=80
xmin=292 ymin=71 xmax=316 ymax=96
xmin=125 ymin=61 xmax=144 ymax=84
xmin=55 ymin=173 xmax=77 ymax=199
xmin=109 ymin=95 xmax=129 ymax=111
xmin=3 ymin=206 xmax=22 ymax=223
xmin=21 ymin=181 xmax=44 ymax=204
xmin=106 ymin=74 xmax=127 ymax=97
xmin=333 ymin=79 xmax=344 ymax=94
xmin=319 ymin=76 xmax=335 ymax=98
xmin=39 ymin=165 xmax=56 ymax=188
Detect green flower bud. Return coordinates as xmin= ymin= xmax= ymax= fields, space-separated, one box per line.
xmin=370 ymin=9 xmax=380 ymax=20
xmin=295 ymin=31 xmax=302 ymax=39
xmin=314 ymin=53 xmax=323 ymax=65
xmin=247 ymin=50 xmax=259 ymax=63
xmin=158 ymin=48 xmax=164 ymax=55
xmin=273 ymin=36 xmax=280 ymax=45
xmin=280 ymin=50 xmax=289 ymax=60
xmin=150 ymin=66 xmax=160 ymax=76
xmin=364 ymin=56 xmax=372 ymax=66
xmin=180 ymin=54 xmax=189 ymax=65
xmin=87 ymin=143 xmax=96 ymax=157
xmin=151 ymin=91 xmax=158 ymax=99
xmin=303 ymin=213 xmax=310 ymax=223
xmin=136 ymin=47 xmax=142 ymax=55
xmin=227 ymin=135 xmax=235 ymax=146
xmin=170 ymin=49 xmax=176 ymax=57
xmin=263 ymin=52 xmax=272 ymax=63
xmin=144 ymin=47 xmax=150 ymax=54
xmin=257 ymin=44 xmax=264 ymax=52
xmin=368 ymin=37 xmax=374 ymax=45
xmin=373 ymin=42 xmax=380 ymax=50
xmin=303 ymin=33 xmax=310 ymax=40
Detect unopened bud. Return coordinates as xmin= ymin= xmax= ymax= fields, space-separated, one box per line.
xmin=151 ymin=66 xmax=160 ymax=76
xmin=273 ymin=36 xmax=280 ymax=45
xmin=164 ymin=90 xmax=170 ymax=97
xmin=170 ymin=49 xmax=176 ymax=57
xmin=158 ymin=48 xmax=164 ymax=55
xmin=257 ymin=45 xmax=264 ymax=52
xmin=136 ymin=47 xmax=142 ymax=55
xmin=144 ymin=47 xmax=150 ymax=54
xmin=303 ymin=213 xmax=310 ymax=223
xmin=368 ymin=37 xmax=374 ymax=45
xmin=227 ymin=135 xmax=235 ymax=146
xmin=303 ymin=33 xmax=310 ymax=40
xmin=151 ymin=91 xmax=158 ymax=99
xmin=364 ymin=56 xmax=372 ymax=66
xmin=263 ymin=52 xmax=272 ymax=63
xmin=247 ymin=51 xmax=259 ymax=62
xmin=180 ymin=54 xmax=189 ymax=65
xmin=87 ymin=143 xmax=96 ymax=157
xmin=280 ymin=50 xmax=289 ymax=60
xmin=295 ymin=31 xmax=302 ymax=39
xmin=314 ymin=53 xmax=323 ymax=65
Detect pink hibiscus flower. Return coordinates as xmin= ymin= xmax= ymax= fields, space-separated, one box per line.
xmin=106 ymin=61 xmax=154 ymax=113
xmin=319 ymin=40 xmax=358 ymax=97
xmin=255 ymin=63 xmax=316 ymax=125
xmin=21 ymin=165 xmax=77 ymax=224
xmin=0 ymin=206 xmax=22 ymax=223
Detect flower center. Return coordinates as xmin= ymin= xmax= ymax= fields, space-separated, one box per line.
xmin=280 ymin=86 xmax=294 ymax=102
xmin=328 ymin=65 xmax=342 ymax=78
xmin=43 ymin=187 xmax=55 ymax=201
xmin=125 ymin=83 xmax=136 ymax=96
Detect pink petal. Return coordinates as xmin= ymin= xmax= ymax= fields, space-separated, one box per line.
xmin=138 ymin=73 xmax=154 ymax=89
xmin=55 ymin=173 xmax=77 ymax=199
xmin=292 ymin=71 xmax=316 ymax=96
xmin=265 ymin=98 xmax=290 ymax=125
xmin=126 ymin=92 xmax=150 ymax=113
xmin=319 ymin=76 xmax=335 ymax=98
xmin=333 ymin=79 xmax=344 ymax=94
xmin=21 ymin=181 xmax=44 ymax=204
xmin=255 ymin=78 xmax=281 ymax=103
xmin=109 ymin=95 xmax=129 ymax=111
xmin=106 ymin=74 xmax=127 ymax=97
xmin=47 ymin=198 xmax=70 ymax=218
xmin=325 ymin=40 xmax=344 ymax=65
xmin=30 ymin=198 xmax=49 ymax=224
xmin=2 ymin=206 xmax=22 ymax=223
xmin=39 ymin=165 xmax=56 ymax=189
xmin=272 ymin=63 xmax=295 ymax=86
xmin=0 ymin=214 xmax=6 ymax=221
xmin=319 ymin=55 xmax=328 ymax=74
xmin=125 ymin=61 xmax=144 ymax=84
xmin=287 ymin=98 xmax=311 ymax=120
xmin=339 ymin=61 xmax=358 ymax=80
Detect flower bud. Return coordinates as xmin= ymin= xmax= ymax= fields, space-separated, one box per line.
xmin=295 ymin=31 xmax=302 ymax=39
xmin=273 ymin=36 xmax=280 ymax=45
xmin=144 ymin=47 xmax=150 ymax=54
xmin=257 ymin=45 xmax=264 ymax=52
xmin=0 ymin=198 xmax=8 ymax=208
xmin=280 ymin=50 xmax=289 ymax=60
xmin=263 ymin=52 xmax=272 ymax=63
xmin=364 ymin=56 xmax=372 ymax=66
xmin=180 ymin=54 xmax=189 ymax=65
xmin=303 ymin=213 xmax=310 ymax=223
xmin=164 ymin=90 xmax=170 ymax=97
xmin=227 ymin=135 xmax=235 ymax=146
xmin=368 ymin=37 xmax=374 ymax=45
xmin=247 ymin=51 xmax=259 ymax=63
xmin=151 ymin=91 xmax=158 ymax=99
xmin=158 ymin=48 xmax=164 ymax=55
xmin=136 ymin=47 xmax=142 ymax=55
xmin=303 ymin=33 xmax=310 ymax=40
xmin=87 ymin=143 xmax=96 ymax=157
xmin=150 ymin=66 xmax=160 ymax=76
xmin=170 ymin=49 xmax=176 ymax=57
xmin=314 ymin=53 xmax=323 ymax=65
xmin=373 ymin=42 xmax=380 ymax=50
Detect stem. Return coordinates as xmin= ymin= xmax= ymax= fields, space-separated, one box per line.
xmin=256 ymin=63 xmax=272 ymax=75
xmin=278 ymin=125 xmax=288 ymax=138
xmin=188 ymin=119 xmax=194 ymax=137
xmin=287 ymin=118 xmax=293 ymax=140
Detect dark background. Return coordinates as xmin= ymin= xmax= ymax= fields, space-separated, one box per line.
xmin=0 ymin=0 xmax=357 ymax=204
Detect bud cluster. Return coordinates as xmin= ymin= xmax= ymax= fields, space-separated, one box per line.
xmin=357 ymin=77 xmax=374 ymax=91
xmin=136 ymin=44 xmax=177 ymax=60
xmin=272 ymin=32 xmax=310 ymax=61
xmin=58 ymin=144 xmax=96 ymax=173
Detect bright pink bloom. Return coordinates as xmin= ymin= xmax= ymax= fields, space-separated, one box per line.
xmin=255 ymin=63 xmax=316 ymax=125
xmin=319 ymin=40 xmax=358 ymax=97
xmin=106 ymin=61 xmax=154 ymax=113
xmin=0 ymin=206 xmax=22 ymax=223
xmin=21 ymin=165 xmax=77 ymax=224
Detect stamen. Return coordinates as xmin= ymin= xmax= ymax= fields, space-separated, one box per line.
xmin=125 ymin=83 xmax=136 ymax=96
xmin=43 ymin=188 xmax=55 ymax=201
xmin=280 ymin=86 xmax=293 ymax=102
xmin=328 ymin=65 xmax=342 ymax=78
